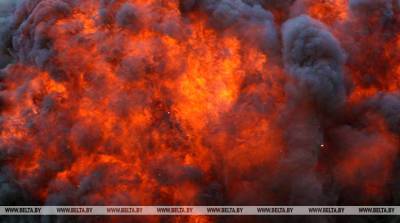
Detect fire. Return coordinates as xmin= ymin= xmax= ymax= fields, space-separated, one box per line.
xmin=307 ymin=0 xmax=349 ymax=24
xmin=334 ymin=115 xmax=397 ymax=200
xmin=1 ymin=0 xmax=400 ymax=222
xmin=173 ymin=21 xmax=263 ymax=134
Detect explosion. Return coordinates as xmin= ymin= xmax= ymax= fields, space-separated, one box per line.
xmin=0 ymin=0 xmax=400 ymax=222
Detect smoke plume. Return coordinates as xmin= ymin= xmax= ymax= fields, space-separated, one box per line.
xmin=1 ymin=0 xmax=400 ymax=222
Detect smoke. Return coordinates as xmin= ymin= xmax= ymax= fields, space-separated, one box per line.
xmin=282 ymin=15 xmax=346 ymax=112
xmin=0 ymin=0 xmax=400 ymax=222
xmin=0 ymin=0 xmax=22 ymax=68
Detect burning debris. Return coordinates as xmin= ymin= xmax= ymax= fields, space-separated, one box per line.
xmin=0 ymin=0 xmax=400 ymax=222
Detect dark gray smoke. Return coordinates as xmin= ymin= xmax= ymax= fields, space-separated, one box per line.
xmin=0 ymin=0 xmax=22 ymax=68
xmin=1 ymin=1 xmax=400 ymax=223
xmin=282 ymin=15 xmax=346 ymax=112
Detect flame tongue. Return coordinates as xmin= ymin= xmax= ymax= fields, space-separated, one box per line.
xmin=0 ymin=0 xmax=400 ymax=222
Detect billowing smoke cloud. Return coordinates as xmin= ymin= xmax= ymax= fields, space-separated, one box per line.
xmin=0 ymin=0 xmax=22 ymax=68
xmin=282 ymin=15 xmax=346 ymax=112
xmin=1 ymin=0 xmax=400 ymax=223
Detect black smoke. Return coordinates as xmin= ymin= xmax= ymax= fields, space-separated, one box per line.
xmin=1 ymin=0 xmax=400 ymax=223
